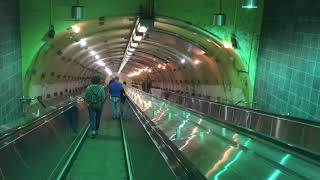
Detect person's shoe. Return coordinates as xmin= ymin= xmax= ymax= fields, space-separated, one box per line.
xmin=91 ymin=131 xmax=96 ymax=138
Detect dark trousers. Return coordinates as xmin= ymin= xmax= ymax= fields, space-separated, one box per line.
xmin=88 ymin=106 xmax=102 ymax=131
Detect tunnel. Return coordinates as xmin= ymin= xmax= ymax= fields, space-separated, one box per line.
xmin=1 ymin=0 xmax=320 ymax=179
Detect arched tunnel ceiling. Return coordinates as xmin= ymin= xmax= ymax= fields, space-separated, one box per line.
xmin=28 ymin=15 xmax=250 ymax=102
xmin=47 ymin=16 xmax=215 ymax=74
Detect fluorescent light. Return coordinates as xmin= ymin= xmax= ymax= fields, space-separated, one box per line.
xmin=89 ymin=50 xmax=96 ymax=55
xmin=181 ymin=59 xmax=186 ymax=64
xmin=96 ymin=60 xmax=105 ymax=67
xmin=242 ymin=0 xmax=258 ymax=9
xmin=95 ymin=55 xmax=100 ymax=59
xmin=194 ymin=60 xmax=200 ymax=65
xmin=138 ymin=25 xmax=148 ymax=33
xmin=127 ymin=52 xmax=133 ymax=56
xmin=158 ymin=64 xmax=162 ymax=68
xmin=128 ymin=47 xmax=135 ymax=52
xmin=148 ymin=69 xmax=152 ymax=73
xmin=133 ymin=34 xmax=143 ymax=41
xmin=131 ymin=42 xmax=138 ymax=47
xmin=72 ymin=25 xmax=81 ymax=33
xmin=105 ymin=67 xmax=112 ymax=75
xmin=162 ymin=66 xmax=166 ymax=70
xmin=79 ymin=39 xmax=87 ymax=47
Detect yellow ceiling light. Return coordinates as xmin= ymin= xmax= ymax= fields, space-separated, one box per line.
xmin=72 ymin=25 xmax=81 ymax=33
xmin=89 ymin=50 xmax=96 ymax=55
xmin=194 ymin=60 xmax=200 ymax=65
xmin=222 ymin=40 xmax=232 ymax=49
xmin=79 ymin=39 xmax=87 ymax=47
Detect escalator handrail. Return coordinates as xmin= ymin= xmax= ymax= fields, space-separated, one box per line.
xmin=127 ymin=97 xmax=207 ymax=180
xmin=153 ymin=88 xmax=320 ymax=127
xmin=0 ymin=101 xmax=76 ymax=143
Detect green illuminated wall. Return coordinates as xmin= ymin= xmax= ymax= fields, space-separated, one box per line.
xmin=20 ymin=0 xmax=145 ymax=83
xmin=155 ymin=0 xmax=265 ymax=101
xmin=254 ymin=0 xmax=320 ymax=121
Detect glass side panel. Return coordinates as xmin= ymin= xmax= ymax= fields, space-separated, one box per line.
xmin=0 ymin=96 xmax=84 ymax=135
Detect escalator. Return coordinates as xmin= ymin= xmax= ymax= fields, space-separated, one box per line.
xmin=65 ymin=101 xmax=177 ymax=180
xmin=127 ymin=88 xmax=320 ymax=179
xmin=1 ymin=90 xmax=320 ymax=179
xmin=0 ymin=99 xmax=203 ymax=180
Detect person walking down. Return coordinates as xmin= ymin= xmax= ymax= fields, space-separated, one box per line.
xmin=141 ymin=81 xmax=147 ymax=92
xmin=120 ymin=81 xmax=128 ymax=120
xmin=109 ymin=76 xmax=123 ymax=120
xmin=146 ymin=79 xmax=152 ymax=94
xmin=84 ymin=75 xmax=105 ymax=138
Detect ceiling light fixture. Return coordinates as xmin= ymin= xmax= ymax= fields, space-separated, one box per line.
xmin=97 ymin=60 xmax=105 ymax=67
xmin=105 ymin=67 xmax=112 ymax=76
xmin=131 ymin=42 xmax=138 ymax=47
xmin=89 ymin=50 xmax=96 ymax=55
xmin=223 ymin=40 xmax=233 ymax=49
xmin=72 ymin=25 xmax=81 ymax=33
xmin=133 ymin=33 xmax=143 ymax=41
xmin=138 ymin=25 xmax=148 ymax=33
xmin=79 ymin=39 xmax=87 ymax=47
xmin=181 ymin=59 xmax=186 ymax=64
xmin=89 ymin=50 xmax=96 ymax=56
xmin=119 ymin=18 xmax=149 ymax=73
xmin=95 ymin=55 xmax=100 ymax=59
xmin=194 ymin=60 xmax=200 ymax=65
xmin=158 ymin=64 xmax=162 ymax=68
xmin=213 ymin=0 xmax=226 ymax=26
xmin=242 ymin=0 xmax=258 ymax=9
xmin=71 ymin=1 xmax=84 ymax=20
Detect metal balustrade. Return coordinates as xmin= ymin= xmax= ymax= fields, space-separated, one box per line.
xmin=128 ymin=87 xmax=320 ymax=156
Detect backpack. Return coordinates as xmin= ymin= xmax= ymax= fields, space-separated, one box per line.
xmin=90 ymin=86 xmax=102 ymax=104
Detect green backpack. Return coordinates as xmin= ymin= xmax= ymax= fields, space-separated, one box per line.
xmin=90 ymin=86 xmax=102 ymax=105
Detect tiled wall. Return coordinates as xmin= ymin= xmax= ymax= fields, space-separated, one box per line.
xmin=0 ymin=0 xmax=23 ymax=125
xmin=254 ymin=0 xmax=320 ymax=121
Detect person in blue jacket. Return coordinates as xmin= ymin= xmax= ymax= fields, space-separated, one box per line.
xmin=109 ymin=76 xmax=123 ymax=119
